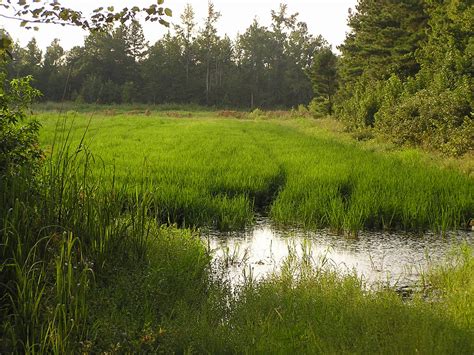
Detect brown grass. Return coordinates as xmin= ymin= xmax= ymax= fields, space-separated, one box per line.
xmin=217 ymin=110 xmax=246 ymax=119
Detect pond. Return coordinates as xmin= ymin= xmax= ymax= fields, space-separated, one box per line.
xmin=203 ymin=218 xmax=473 ymax=290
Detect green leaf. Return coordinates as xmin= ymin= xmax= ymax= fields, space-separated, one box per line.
xmin=164 ymin=8 xmax=172 ymax=17
xmin=0 ymin=35 xmax=12 ymax=50
xmin=157 ymin=0 xmax=164 ymax=4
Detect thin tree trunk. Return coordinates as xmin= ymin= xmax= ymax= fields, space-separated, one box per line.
xmin=206 ymin=59 xmax=210 ymax=105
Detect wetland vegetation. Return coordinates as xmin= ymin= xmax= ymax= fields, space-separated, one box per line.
xmin=1 ymin=0 xmax=473 ymax=353
xmin=2 ymin=109 xmax=472 ymax=353
xmin=38 ymin=112 xmax=473 ymax=233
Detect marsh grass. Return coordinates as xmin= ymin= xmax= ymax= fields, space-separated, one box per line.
xmin=0 ymin=128 xmax=211 ymax=352
xmin=146 ymin=244 xmax=474 ymax=354
xmin=38 ymin=113 xmax=473 ymax=233
xmin=1 ymin=110 xmax=473 ymax=353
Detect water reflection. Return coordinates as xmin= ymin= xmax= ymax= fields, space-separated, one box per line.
xmin=202 ymin=218 xmax=473 ymax=289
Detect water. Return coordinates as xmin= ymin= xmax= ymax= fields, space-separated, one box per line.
xmin=203 ymin=218 xmax=473 ymax=289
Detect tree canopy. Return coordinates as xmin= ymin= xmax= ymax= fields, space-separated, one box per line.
xmin=335 ymin=0 xmax=473 ymax=155
xmin=6 ymin=3 xmax=328 ymax=108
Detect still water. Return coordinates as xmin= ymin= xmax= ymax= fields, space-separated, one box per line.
xmin=203 ymin=218 xmax=473 ymax=289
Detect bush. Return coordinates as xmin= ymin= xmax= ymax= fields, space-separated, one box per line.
xmin=248 ymin=108 xmax=265 ymax=119
xmin=376 ymin=79 xmax=473 ymax=156
xmin=0 ymin=74 xmax=42 ymax=177
xmin=335 ymin=78 xmax=383 ymax=129
xmin=308 ymin=97 xmax=330 ymax=118
xmin=291 ymin=104 xmax=312 ymax=118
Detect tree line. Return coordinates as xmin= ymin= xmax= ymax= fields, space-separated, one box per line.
xmin=4 ymin=0 xmax=472 ymax=155
xmin=6 ymin=3 xmax=327 ymax=109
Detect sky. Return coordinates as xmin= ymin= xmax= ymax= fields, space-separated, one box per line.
xmin=1 ymin=0 xmax=357 ymax=51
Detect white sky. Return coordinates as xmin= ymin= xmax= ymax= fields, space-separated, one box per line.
xmin=1 ymin=0 xmax=357 ymax=51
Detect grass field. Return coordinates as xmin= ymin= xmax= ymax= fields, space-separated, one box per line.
xmin=2 ymin=109 xmax=473 ymax=353
xmin=38 ymin=111 xmax=473 ymax=233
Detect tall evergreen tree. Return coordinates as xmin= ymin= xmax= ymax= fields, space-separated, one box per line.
xmin=309 ymin=47 xmax=338 ymax=116
xmin=236 ymin=19 xmax=274 ymax=108
xmin=39 ymin=39 xmax=66 ymax=101
xmin=197 ymin=1 xmax=221 ymax=105
xmin=338 ymin=0 xmax=427 ymax=84
xmin=174 ymin=4 xmax=197 ymax=92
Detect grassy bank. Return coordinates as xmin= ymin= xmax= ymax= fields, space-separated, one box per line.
xmin=37 ymin=111 xmax=473 ymax=233
xmin=85 ymin=242 xmax=474 ymax=354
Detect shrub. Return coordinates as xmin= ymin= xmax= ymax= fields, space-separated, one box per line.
xmin=291 ymin=104 xmax=312 ymax=118
xmin=308 ymin=97 xmax=331 ymax=118
xmin=0 ymin=74 xmax=42 ymax=177
xmin=376 ymin=79 xmax=473 ymax=156
xmin=248 ymin=108 xmax=265 ymax=119
xmin=335 ymin=78 xmax=383 ymax=129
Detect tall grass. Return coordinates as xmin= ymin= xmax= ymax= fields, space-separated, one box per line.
xmin=37 ymin=113 xmax=474 ymax=233
xmin=140 ymin=244 xmax=474 ymax=354
xmin=1 ymin=111 xmax=473 ymax=353
xmin=1 ymin=129 xmax=210 ymax=352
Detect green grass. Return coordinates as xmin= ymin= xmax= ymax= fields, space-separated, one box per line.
xmin=37 ymin=112 xmax=473 ymax=233
xmin=2 ymin=109 xmax=473 ymax=353
xmin=79 ymin=241 xmax=474 ymax=354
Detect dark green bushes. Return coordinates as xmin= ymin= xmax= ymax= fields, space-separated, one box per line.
xmin=335 ymin=0 xmax=473 ymax=156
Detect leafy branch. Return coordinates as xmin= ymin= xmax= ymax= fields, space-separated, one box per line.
xmin=0 ymin=0 xmax=173 ymax=31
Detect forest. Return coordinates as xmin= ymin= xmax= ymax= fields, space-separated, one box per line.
xmin=1 ymin=0 xmax=473 ymax=353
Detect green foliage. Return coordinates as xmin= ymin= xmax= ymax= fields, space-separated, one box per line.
xmin=291 ymin=104 xmax=312 ymax=118
xmin=0 ymin=31 xmax=13 ymax=59
xmin=223 ymin=252 xmax=474 ymax=354
xmin=0 ymin=74 xmax=42 ymax=177
xmin=308 ymin=47 xmax=338 ymax=116
xmin=248 ymin=108 xmax=265 ymax=119
xmin=376 ymin=80 xmax=473 ymax=155
xmin=336 ymin=0 xmax=473 ymax=156
xmin=102 ymin=244 xmax=474 ymax=354
xmin=338 ymin=0 xmax=427 ymax=83
xmin=7 ymin=3 xmax=324 ymax=108
xmin=1 ymin=0 xmax=172 ymax=30
xmin=336 ymin=77 xmax=383 ymax=129
xmin=308 ymin=97 xmax=331 ymax=118
xmin=2 ymin=109 xmax=473 ymax=352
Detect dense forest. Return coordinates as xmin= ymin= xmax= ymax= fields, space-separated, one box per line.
xmin=6 ymin=0 xmax=473 ymax=155
xmin=7 ymin=4 xmax=324 ymax=109
xmin=336 ymin=0 xmax=473 ymax=155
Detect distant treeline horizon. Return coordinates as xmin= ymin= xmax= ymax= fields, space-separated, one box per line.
xmin=5 ymin=0 xmax=473 ymax=155
xmin=6 ymin=3 xmax=325 ymax=109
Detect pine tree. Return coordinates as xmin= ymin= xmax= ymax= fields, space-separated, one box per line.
xmin=309 ymin=47 xmax=338 ymax=116
xmin=175 ymin=4 xmax=197 ymax=89
xmin=124 ymin=21 xmax=148 ymax=62
xmin=197 ymin=1 xmax=221 ymax=105
xmin=338 ymin=0 xmax=427 ymax=84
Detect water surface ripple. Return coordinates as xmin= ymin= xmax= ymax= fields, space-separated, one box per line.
xmin=203 ymin=218 xmax=473 ymax=289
